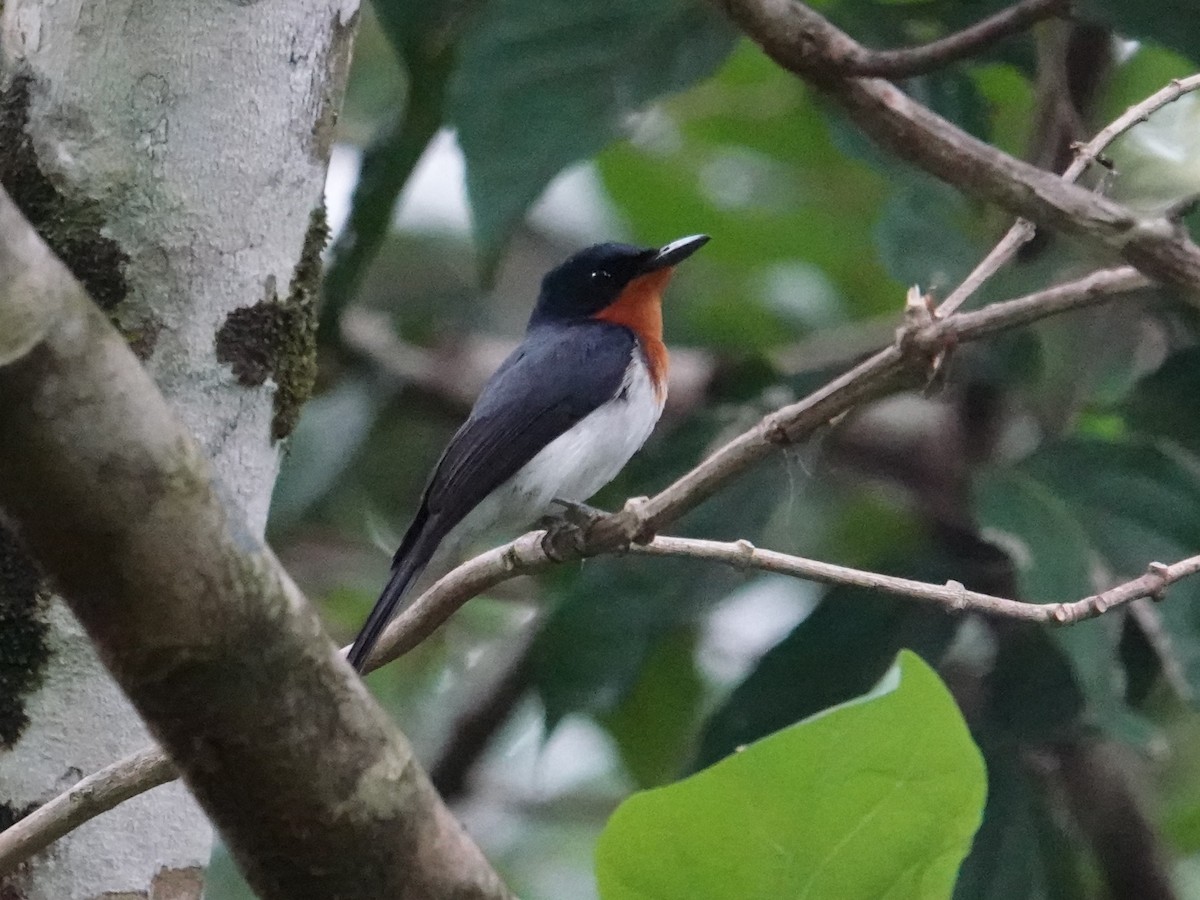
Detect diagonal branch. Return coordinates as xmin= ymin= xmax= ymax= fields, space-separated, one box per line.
xmin=0 ymin=748 xmax=176 ymax=872
xmin=572 ymin=265 xmax=1149 ymax=559
xmin=819 ymin=0 xmax=1068 ymax=78
xmin=0 ymin=190 xmax=512 ymax=898
xmin=363 ymin=271 xmax=1151 ymax=664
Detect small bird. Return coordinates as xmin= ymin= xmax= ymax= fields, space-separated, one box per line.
xmin=347 ymin=234 xmax=709 ymax=672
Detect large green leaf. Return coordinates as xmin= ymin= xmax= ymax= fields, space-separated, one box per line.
xmin=595 ymin=652 xmax=986 ymax=900
xmin=450 ymin=0 xmax=736 ymax=269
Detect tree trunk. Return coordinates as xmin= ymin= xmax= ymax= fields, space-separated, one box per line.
xmin=0 ymin=0 xmax=356 ymax=894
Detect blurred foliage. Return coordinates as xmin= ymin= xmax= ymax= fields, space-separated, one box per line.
xmin=451 ymin=0 xmax=737 ymax=273
xmin=217 ymin=0 xmax=1200 ymax=896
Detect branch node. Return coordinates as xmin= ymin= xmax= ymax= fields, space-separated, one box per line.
xmin=895 ymin=285 xmax=937 ymax=345
xmin=620 ymin=496 xmax=656 ymax=545
xmin=897 ymin=285 xmax=954 ymax=388
xmin=945 ymin=580 xmax=968 ymax=611
xmin=540 ymin=523 xmax=584 ymax=563
xmin=763 ymin=413 xmax=792 ymax=446
xmin=732 ymin=539 xmax=757 ymax=569
xmin=1122 ymin=216 xmax=1176 ymax=248
xmin=1069 ymin=140 xmax=1113 ymax=172
xmin=1147 ymin=561 xmax=1170 ymax=601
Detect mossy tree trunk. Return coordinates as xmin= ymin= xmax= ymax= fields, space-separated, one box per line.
xmin=0 ymin=0 xmax=356 ymax=894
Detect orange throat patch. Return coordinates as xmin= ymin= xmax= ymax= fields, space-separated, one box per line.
xmin=593 ymin=268 xmax=671 ymax=400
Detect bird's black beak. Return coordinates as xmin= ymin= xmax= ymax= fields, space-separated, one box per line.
xmin=642 ymin=234 xmax=710 ymax=272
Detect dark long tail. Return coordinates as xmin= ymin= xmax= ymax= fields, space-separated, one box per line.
xmin=346 ymin=523 xmax=440 ymax=672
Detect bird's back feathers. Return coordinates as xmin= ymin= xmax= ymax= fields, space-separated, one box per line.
xmin=347 ymin=320 xmax=640 ymax=671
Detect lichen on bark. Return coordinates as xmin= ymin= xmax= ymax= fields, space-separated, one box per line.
xmin=0 ymin=523 xmax=50 ymax=749
xmin=215 ymin=207 xmax=328 ymax=441
xmin=0 ymin=74 xmax=129 ymax=312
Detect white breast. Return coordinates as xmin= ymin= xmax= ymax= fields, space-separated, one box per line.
xmin=448 ymin=353 xmax=664 ymax=546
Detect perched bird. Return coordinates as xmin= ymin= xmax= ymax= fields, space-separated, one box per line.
xmin=347 ymin=234 xmax=709 ymax=672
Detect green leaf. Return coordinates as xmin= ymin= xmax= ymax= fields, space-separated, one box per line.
xmin=268 ymin=378 xmax=383 ymax=532
xmin=1100 ymin=45 xmax=1196 ymax=120
xmin=450 ymin=0 xmax=736 ymax=271
xmin=321 ymin=0 xmax=476 ymax=335
xmin=971 ymin=64 xmax=1035 ymax=159
xmin=596 ymin=652 xmax=986 ymax=900
xmin=974 ymin=469 xmax=1133 ymax=731
xmin=1017 ymin=439 xmax=1200 ymax=701
xmin=532 ymin=557 xmax=694 ymax=729
xmin=954 ymin=741 xmax=1086 ymax=900
xmin=982 ymin=627 xmax=1086 ymax=742
xmin=1021 ymin=439 xmax=1200 ymax=555
xmin=602 ymin=631 xmax=705 ymax=788
xmin=974 ymin=437 xmax=1200 ymax=724
xmin=873 ymin=175 xmax=986 ymax=291
xmin=1124 ymin=347 xmax=1200 ymax=457
xmin=372 ymin=0 xmax=481 ymax=61
xmin=599 ymin=41 xmax=899 ymax=338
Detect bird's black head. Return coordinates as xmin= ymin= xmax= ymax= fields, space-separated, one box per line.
xmin=529 ymin=235 xmax=709 ymax=327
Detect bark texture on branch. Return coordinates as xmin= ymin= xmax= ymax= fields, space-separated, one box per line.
xmin=0 ymin=0 xmax=357 ymax=893
xmin=0 ymin=192 xmax=512 ymax=897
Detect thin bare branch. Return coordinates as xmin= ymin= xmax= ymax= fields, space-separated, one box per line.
xmin=940 ymin=73 xmax=1200 ymax=317
xmin=368 ymin=530 xmax=1200 ymax=670
xmin=1065 ymin=74 xmax=1200 ymax=184
xmin=825 ymin=0 xmax=1068 ymax=78
xmin=938 ymin=221 xmax=1037 ymax=317
xmin=0 ymin=748 xmax=175 ymax=873
xmin=637 ymin=537 xmax=1200 ymax=626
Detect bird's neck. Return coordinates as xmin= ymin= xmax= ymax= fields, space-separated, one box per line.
xmin=593 ymin=269 xmax=671 ymax=399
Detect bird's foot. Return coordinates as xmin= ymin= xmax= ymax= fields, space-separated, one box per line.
xmin=549 ymin=497 xmax=610 ymax=528
xmin=539 ymin=498 xmax=610 ymax=561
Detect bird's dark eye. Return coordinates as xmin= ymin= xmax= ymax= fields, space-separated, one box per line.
xmin=591 ymin=269 xmax=614 ymax=284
